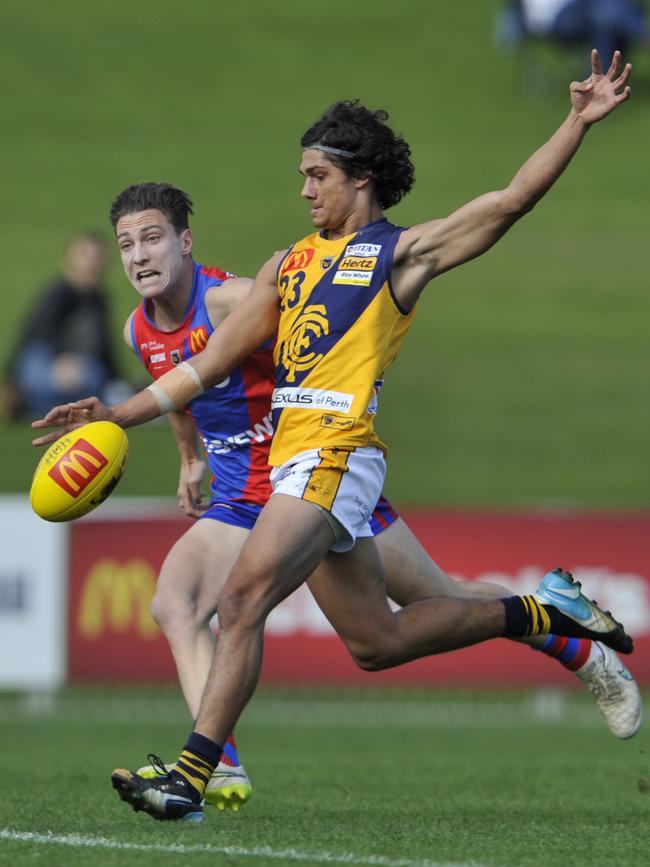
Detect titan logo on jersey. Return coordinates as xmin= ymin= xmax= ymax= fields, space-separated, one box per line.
xmin=279 ymin=304 xmax=329 ymax=381
xmin=48 ymin=439 xmax=109 ymax=497
xmin=281 ymin=248 xmax=315 ymax=273
xmin=345 ymin=243 xmax=382 ymax=257
xmin=189 ymin=327 xmax=208 ymax=353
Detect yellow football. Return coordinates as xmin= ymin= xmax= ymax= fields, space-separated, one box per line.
xmin=30 ymin=421 xmax=129 ymax=522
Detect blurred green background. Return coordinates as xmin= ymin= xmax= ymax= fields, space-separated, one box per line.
xmin=2 ymin=0 xmax=648 ymax=507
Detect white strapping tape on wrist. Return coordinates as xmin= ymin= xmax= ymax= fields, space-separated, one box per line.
xmin=146 ymin=361 xmax=206 ymax=415
xmin=146 ymin=383 xmax=175 ymax=414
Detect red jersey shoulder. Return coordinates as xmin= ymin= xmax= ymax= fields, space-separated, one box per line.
xmin=201 ymin=265 xmax=236 ymax=281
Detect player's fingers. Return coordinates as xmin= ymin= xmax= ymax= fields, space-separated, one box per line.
xmin=32 ymin=403 xmax=73 ymax=426
xmin=591 ymin=48 xmax=602 ymax=76
xmin=32 ymin=430 xmax=64 ymax=447
xmin=615 ymin=85 xmax=632 ymax=104
xmin=613 ymin=63 xmax=632 ymax=90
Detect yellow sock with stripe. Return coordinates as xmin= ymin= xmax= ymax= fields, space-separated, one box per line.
xmin=171 ymin=733 xmax=223 ymax=802
xmin=501 ymin=595 xmax=559 ymax=639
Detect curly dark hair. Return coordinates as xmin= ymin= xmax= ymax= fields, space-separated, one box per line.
xmin=109 ymin=183 xmax=193 ymax=233
xmin=300 ymin=100 xmax=415 ymax=210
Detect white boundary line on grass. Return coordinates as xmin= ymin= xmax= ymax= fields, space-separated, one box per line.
xmin=0 ymin=828 xmax=489 ymax=867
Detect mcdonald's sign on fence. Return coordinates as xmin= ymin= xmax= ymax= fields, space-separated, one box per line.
xmin=68 ymin=518 xmax=184 ymax=679
xmin=68 ymin=507 xmax=650 ymax=684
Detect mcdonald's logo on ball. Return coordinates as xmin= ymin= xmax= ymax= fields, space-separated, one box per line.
xmin=30 ymin=421 xmax=129 ymax=522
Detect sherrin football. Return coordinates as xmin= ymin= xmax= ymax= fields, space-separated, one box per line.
xmin=30 ymin=421 xmax=129 ymax=522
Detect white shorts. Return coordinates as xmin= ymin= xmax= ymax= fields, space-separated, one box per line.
xmin=269 ymin=446 xmax=386 ymax=553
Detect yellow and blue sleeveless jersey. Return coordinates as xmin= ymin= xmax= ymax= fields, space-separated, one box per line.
xmin=270 ymin=218 xmax=416 ymax=466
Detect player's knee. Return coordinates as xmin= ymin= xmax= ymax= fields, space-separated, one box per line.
xmin=150 ymin=583 xmax=206 ymax=635
xmin=348 ymin=638 xmax=396 ymax=672
xmin=217 ymin=577 xmax=270 ymax=632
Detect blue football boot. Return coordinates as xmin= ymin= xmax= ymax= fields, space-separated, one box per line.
xmin=534 ymin=568 xmax=633 ymax=655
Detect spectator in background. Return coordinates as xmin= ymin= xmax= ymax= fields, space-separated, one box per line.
xmin=1 ymin=231 xmax=131 ymax=420
xmin=498 ymin=1 xmax=648 ymax=67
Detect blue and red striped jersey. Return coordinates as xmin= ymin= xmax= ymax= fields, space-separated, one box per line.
xmin=131 ymin=262 xmax=274 ymax=506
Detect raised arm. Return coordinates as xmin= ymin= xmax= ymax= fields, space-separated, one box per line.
xmin=32 ymin=258 xmax=281 ymax=444
xmin=392 ymin=50 xmax=632 ymax=310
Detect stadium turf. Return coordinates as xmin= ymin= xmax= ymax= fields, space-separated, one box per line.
xmin=0 ymin=686 xmax=647 ymax=866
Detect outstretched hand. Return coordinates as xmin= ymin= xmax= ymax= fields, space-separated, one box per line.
xmin=31 ymin=396 xmax=112 ymax=446
xmin=570 ymin=50 xmax=631 ymax=124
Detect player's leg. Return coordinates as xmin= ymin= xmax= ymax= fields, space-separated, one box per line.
xmin=141 ymin=513 xmax=254 ymax=809
xmin=374 ymin=516 xmax=641 ymax=738
xmin=112 ymin=492 xmax=338 ymax=820
xmin=150 ymin=517 xmax=249 ymax=717
xmin=374 ymin=517 xmax=511 ymax=604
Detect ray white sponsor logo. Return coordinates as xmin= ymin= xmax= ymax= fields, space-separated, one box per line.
xmin=150 ymin=352 xmax=166 ymax=364
xmin=202 ymin=412 xmax=274 ymax=454
xmin=332 ymin=269 xmax=373 ymax=286
xmin=272 ymin=387 xmax=354 ymax=413
xmin=345 ymin=243 xmax=382 ymax=257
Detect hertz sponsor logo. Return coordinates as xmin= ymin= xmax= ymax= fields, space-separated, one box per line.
xmin=78 ymin=558 xmax=160 ymax=640
xmin=47 ymin=439 xmax=108 ymax=497
xmin=332 ymin=269 xmax=373 ymax=286
xmin=189 ymin=327 xmax=208 ymax=353
xmin=339 ymin=256 xmax=376 ymax=271
xmin=272 ymin=387 xmax=354 ymax=413
xmin=281 ymin=248 xmax=315 ymax=273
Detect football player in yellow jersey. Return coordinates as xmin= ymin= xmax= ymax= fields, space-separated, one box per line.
xmin=34 ymin=51 xmax=638 ymax=822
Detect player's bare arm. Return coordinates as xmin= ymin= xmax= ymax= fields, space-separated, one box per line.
xmin=167 ymin=409 xmax=208 ymax=517
xmin=32 ymin=256 xmax=281 ymax=444
xmin=391 ymin=50 xmax=632 ymax=310
xmin=204 ymin=276 xmax=254 ymax=325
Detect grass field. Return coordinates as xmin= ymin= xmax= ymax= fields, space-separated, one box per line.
xmin=2 ymin=0 xmax=649 ymax=506
xmin=0 ymin=687 xmax=648 ymax=867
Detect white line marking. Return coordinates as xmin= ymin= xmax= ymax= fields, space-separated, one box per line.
xmin=0 ymin=829 xmax=488 ymax=867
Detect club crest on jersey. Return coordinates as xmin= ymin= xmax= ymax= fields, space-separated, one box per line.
xmin=321 ymin=256 xmax=334 ymax=270
xmin=189 ymin=327 xmax=208 ymax=354
xmin=281 ymin=248 xmax=315 ymax=273
xmin=170 ymin=349 xmax=182 ymax=365
xmin=279 ymin=304 xmax=329 ymax=382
